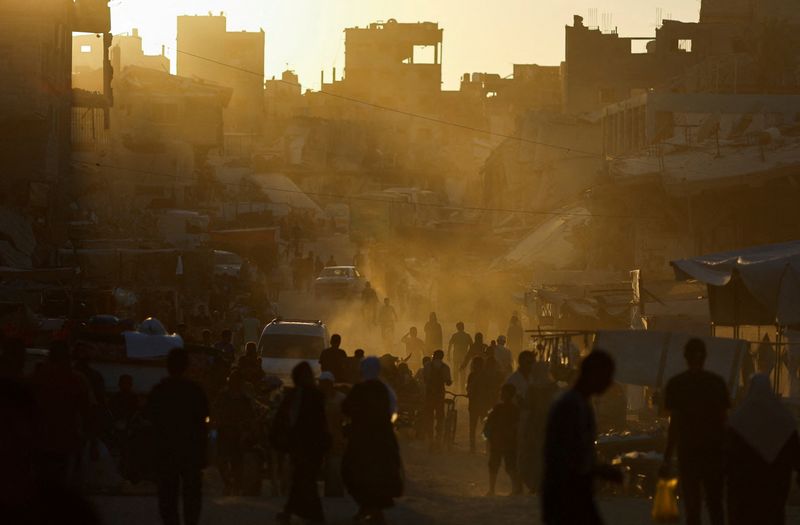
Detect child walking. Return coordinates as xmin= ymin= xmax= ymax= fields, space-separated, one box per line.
xmin=483 ymin=383 xmax=521 ymax=496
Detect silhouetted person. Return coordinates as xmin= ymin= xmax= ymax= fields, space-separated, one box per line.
xmin=319 ymin=334 xmax=347 ymax=381
xmin=542 ymin=350 xmax=622 ymax=525
xmin=237 ymin=341 xmax=264 ymax=385
xmin=506 ymin=314 xmax=524 ymax=357
xmin=423 ymin=349 xmax=452 ymax=446
xmin=273 ymin=362 xmax=330 ymax=525
xmin=401 ymin=326 xmax=425 ymax=370
xmin=378 ymin=298 xmax=398 ymax=351
xmin=467 ymin=357 xmax=493 ymax=453
xmin=484 ymin=383 xmax=520 ymax=495
xmin=424 ymin=312 xmax=443 ymax=355
xmin=214 ymin=329 xmax=236 ymax=364
xmin=342 ymin=357 xmax=403 ymax=523
xmin=726 ymin=373 xmax=800 ymax=525
xmin=448 ymin=322 xmax=473 ymax=389
xmin=212 ymin=370 xmax=254 ymax=496
xmin=361 ymin=282 xmax=379 ymax=324
xmin=319 ymin=371 xmax=345 ymax=498
xmin=493 ymin=335 xmax=513 ymax=377
xmin=145 ymin=348 xmax=209 ymax=525
xmin=662 ymin=338 xmax=729 ymax=525
xmin=460 ymin=331 xmax=487 ymax=371
xmin=30 ymin=341 xmax=91 ymax=488
xmin=109 ymin=374 xmax=139 ymax=425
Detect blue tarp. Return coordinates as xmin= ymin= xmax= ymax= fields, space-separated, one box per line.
xmin=671 ymin=241 xmax=800 ymax=326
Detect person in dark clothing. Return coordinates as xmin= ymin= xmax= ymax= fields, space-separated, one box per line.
xmin=401 ymin=327 xmax=426 ymax=370
xmin=214 ymin=330 xmax=236 ymax=364
xmin=273 ymin=362 xmax=330 ymax=525
xmin=237 ymin=342 xmax=265 ymax=386
xmin=145 ymin=348 xmax=209 ymax=525
xmin=460 ymin=332 xmax=487 ymax=371
xmin=542 ymin=350 xmax=621 ymax=525
xmin=212 ymin=370 xmax=255 ymax=496
xmin=506 ymin=314 xmax=524 ymax=357
xmin=726 ymin=373 xmax=800 ymax=525
xmin=110 ymin=374 xmax=139 ymax=424
xmin=423 ymin=350 xmax=452 ymax=447
xmin=484 ymin=383 xmax=520 ymax=495
xmin=319 ymin=334 xmax=347 ymax=381
xmin=342 ymin=357 xmax=403 ymax=524
xmin=662 ymin=338 xmax=729 ymax=525
xmin=448 ymin=322 xmax=473 ymax=390
xmin=467 ymin=357 xmax=493 ymax=453
xmin=424 ymin=313 xmax=443 ymax=355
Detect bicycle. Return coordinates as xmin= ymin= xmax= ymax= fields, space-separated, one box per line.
xmin=442 ymin=390 xmax=468 ymax=451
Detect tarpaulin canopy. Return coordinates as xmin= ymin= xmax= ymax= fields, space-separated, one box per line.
xmin=671 ymin=241 xmax=800 ymax=326
xmin=594 ymin=330 xmax=747 ymax=392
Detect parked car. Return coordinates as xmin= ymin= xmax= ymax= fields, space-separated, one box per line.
xmin=258 ymin=318 xmax=328 ymax=382
xmin=313 ymin=266 xmax=365 ymax=299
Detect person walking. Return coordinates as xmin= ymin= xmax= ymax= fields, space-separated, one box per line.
xmin=212 ymin=370 xmax=255 ymax=496
xmin=460 ymin=332 xmax=487 ymax=371
xmin=361 ymin=282 xmax=379 ymax=325
xmin=273 ymin=362 xmax=330 ymax=525
xmin=661 ymin=338 xmax=729 ymax=525
xmin=448 ymin=322 xmax=473 ymax=390
xmin=506 ymin=314 xmax=524 ymax=358
xmin=342 ymin=357 xmax=403 ymax=524
xmin=319 ymin=372 xmax=346 ymax=498
xmin=542 ymin=351 xmax=622 ymax=525
xmin=319 ymin=334 xmax=347 ymax=381
xmin=424 ymin=313 xmax=443 ymax=355
xmin=378 ymin=298 xmax=398 ymax=353
xmin=423 ymin=350 xmax=452 ymax=448
xmin=467 ymin=357 xmax=494 ymax=453
xmin=145 ymin=348 xmax=209 ymax=525
xmin=401 ymin=327 xmax=426 ymax=370
xmin=484 ymin=383 xmax=520 ymax=496
xmin=726 ymin=373 xmax=800 ymax=525
xmin=493 ymin=335 xmax=513 ymax=378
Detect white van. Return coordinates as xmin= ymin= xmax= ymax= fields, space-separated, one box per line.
xmin=258 ymin=318 xmax=327 ymax=382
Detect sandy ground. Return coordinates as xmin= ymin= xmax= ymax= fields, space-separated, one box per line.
xmin=92 ymin=440 xmax=649 ymax=525
xmin=91 ymin=433 xmax=800 ymax=525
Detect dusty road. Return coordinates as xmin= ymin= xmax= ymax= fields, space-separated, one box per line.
xmin=91 ymin=438 xmax=710 ymax=525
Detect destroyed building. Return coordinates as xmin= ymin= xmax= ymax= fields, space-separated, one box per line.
xmin=177 ymin=14 xmax=265 ymax=140
xmin=0 ymin=0 xmax=110 ymax=233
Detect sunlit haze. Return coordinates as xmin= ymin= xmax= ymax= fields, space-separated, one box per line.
xmin=111 ymin=0 xmax=701 ymax=89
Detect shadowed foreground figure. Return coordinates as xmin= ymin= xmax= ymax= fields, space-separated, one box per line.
xmin=727 ymin=373 xmax=800 ymax=525
xmin=662 ymin=338 xmax=729 ymax=525
xmin=342 ymin=357 xmax=403 ymax=524
xmin=273 ymin=362 xmax=330 ymax=525
xmin=542 ymin=350 xmax=622 ymax=525
xmin=145 ymin=348 xmax=209 ymax=525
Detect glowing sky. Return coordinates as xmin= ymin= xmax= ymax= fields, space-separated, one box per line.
xmin=110 ymin=0 xmax=701 ymax=90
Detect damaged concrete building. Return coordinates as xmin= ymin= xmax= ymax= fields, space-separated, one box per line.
xmin=0 ymin=0 xmax=110 ymax=267
xmin=177 ymin=14 xmax=265 ymax=143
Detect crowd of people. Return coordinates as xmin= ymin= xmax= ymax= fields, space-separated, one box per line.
xmin=3 ymin=310 xmax=800 ymax=525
